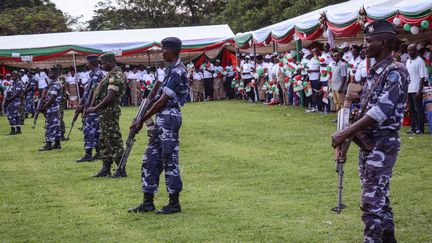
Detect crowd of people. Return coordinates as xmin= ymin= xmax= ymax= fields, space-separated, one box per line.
xmin=1 ymin=40 xmax=431 ymax=135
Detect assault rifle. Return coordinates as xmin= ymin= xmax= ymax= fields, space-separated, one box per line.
xmin=32 ymin=88 xmax=48 ymax=129
xmin=115 ymin=79 xmax=162 ymax=173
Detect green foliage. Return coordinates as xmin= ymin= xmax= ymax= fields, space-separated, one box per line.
xmin=0 ymin=0 xmax=70 ymax=36
xmin=0 ymin=102 xmax=431 ymax=242
xmin=88 ymin=0 xmax=348 ymax=32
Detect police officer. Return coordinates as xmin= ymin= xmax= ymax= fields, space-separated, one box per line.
xmin=85 ymin=53 xmax=125 ymax=178
xmin=39 ymin=65 xmax=64 ymax=151
xmin=128 ymin=37 xmax=189 ymax=214
xmin=331 ymin=20 xmax=409 ymax=243
xmin=76 ymin=55 xmax=103 ymax=162
xmin=5 ymin=72 xmax=24 ymax=135
xmin=24 ymin=72 xmax=38 ymax=118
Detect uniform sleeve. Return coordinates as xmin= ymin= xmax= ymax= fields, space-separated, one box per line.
xmin=49 ymin=84 xmax=60 ymax=96
xmin=366 ymin=70 xmax=404 ymax=124
xmin=163 ymin=72 xmax=181 ymax=98
xmin=107 ymin=74 xmax=123 ymax=92
xmin=16 ymin=83 xmax=23 ymax=91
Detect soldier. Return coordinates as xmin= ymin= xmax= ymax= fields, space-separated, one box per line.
xmin=5 ymin=72 xmax=24 ymax=135
xmin=76 ymin=55 xmax=103 ymax=162
xmin=39 ymin=65 xmax=64 ymax=151
xmin=331 ymin=20 xmax=409 ymax=243
xmin=85 ymin=53 xmax=125 ymax=178
xmin=128 ymin=37 xmax=189 ymax=214
xmin=24 ymin=72 xmax=38 ymax=118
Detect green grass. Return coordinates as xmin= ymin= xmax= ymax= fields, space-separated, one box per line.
xmin=0 ymin=101 xmax=431 ymax=242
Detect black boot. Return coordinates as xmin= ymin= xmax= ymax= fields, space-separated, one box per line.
xmin=128 ymin=193 xmax=156 ymax=213
xmin=93 ymin=160 xmax=112 ymax=177
xmin=8 ymin=126 xmax=16 ymax=135
xmin=383 ymin=231 xmax=397 ymax=243
xmin=39 ymin=141 xmax=52 ymax=151
xmin=93 ymin=147 xmax=102 ymax=160
xmin=110 ymin=167 xmax=127 ymax=178
xmin=16 ymin=126 xmax=22 ymax=134
xmin=52 ymin=140 xmax=61 ymax=149
xmin=76 ymin=148 xmax=93 ymax=163
xmin=156 ymin=193 xmax=181 ymax=214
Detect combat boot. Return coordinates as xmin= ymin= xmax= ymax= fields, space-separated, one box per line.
xmin=8 ymin=126 xmax=16 ymax=135
xmin=93 ymin=160 xmax=112 ymax=177
xmin=383 ymin=231 xmax=397 ymax=243
xmin=110 ymin=167 xmax=127 ymax=178
xmin=93 ymin=147 xmax=102 ymax=160
xmin=156 ymin=193 xmax=181 ymax=214
xmin=52 ymin=140 xmax=61 ymax=149
xmin=76 ymin=148 xmax=93 ymax=163
xmin=39 ymin=142 xmax=52 ymax=151
xmin=128 ymin=193 xmax=156 ymax=213
xmin=15 ymin=126 xmax=22 ymax=134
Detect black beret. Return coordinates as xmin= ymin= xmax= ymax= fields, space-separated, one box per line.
xmin=51 ymin=64 xmax=62 ymax=72
xmin=86 ymin=54 xmax=99 ymax=62
xmin=364 ymin=19 xmax=396 ymax=36
xmin=161 ymin=37 xmax=182 ymax=51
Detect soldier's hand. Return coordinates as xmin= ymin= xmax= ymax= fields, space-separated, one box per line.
xmin=85 ymin=107 xmax=96 ymax=115
xmin=331 ymin=130 xmax=349 ymax=148
xmin=415 ymin=92 xmax=422 ymax=100
xmin=130 ymin=120 xmax=143 ymax=134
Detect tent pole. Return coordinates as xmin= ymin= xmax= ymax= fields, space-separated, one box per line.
xmin=273 ymin=41 xmax=276 ymax=54
xmin=295 ymin=39 xmax=302 ymax=62
xmin=72 ymin=52 xmax=80 ymax=102
xmin=147 ymin=51 xmax=150 ymax=65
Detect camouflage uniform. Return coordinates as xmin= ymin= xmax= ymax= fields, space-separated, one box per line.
xmin=358 ymin=55 xmax=409 ymax=242
xmin=94 ymin=66 xmax=125 ymax=165
xmin=25 ymin=78 xmax=38 ymax=116
xmin=141 ymin=59 xmax=189 ymax=195
xmin=45 ymin=80 xmax=63 ymax=142
xmin=82 ymin=68 xmax=103 ymax=149
xmin=7 ymin=80 xmax=24 ymax=126
xmin=59 ymin=76 xmax=67 ymax=139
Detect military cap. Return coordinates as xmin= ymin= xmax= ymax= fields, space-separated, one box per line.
xmin=86 ymin=54 xmax=99 ymax=62
xmin=100 ymin=52 xmax=116 ymax=63
xmin=364 ymin=19 xmax=396 ymax=36
xmin=51 ymin=64 xmax=62 ymax=72
xmin=161 ymin=37 xmax=182 ymax=51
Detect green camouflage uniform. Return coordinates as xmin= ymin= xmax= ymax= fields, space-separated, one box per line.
xmin=94 ymin=66 xmax=125 ymax=165
xmin=59 ymin=76 xmax=67 ymax=138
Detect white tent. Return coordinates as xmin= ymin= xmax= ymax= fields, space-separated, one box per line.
xmin=0 ymin=24 xmax=234 ymax=68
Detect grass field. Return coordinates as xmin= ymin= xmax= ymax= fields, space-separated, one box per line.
xmin=0 ymin=101 xmax=431 ymax=242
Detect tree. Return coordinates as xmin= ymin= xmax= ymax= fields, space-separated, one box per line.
xmin=0 ymin=0 xmax=70 ymax=36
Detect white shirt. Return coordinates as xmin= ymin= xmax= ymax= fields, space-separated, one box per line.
xmin=355 ymin=59 xmax=368 ymax=82
xmin=407 ymin=56 xmax=428 ymax=93
xmin=35 ymin=72 xmax=48 ymax=89
xmin=307 ymin=57 xmax=320 ymax=80
xmin=128 ymin=72 xmax=141 ymax=80
xmin=225 ymin=65 xmax=235 ymax=77
xmin=202 ymin=63 xmax=214 ymax=79
xmin=348 ymin=56 xmax=362 ymax=76
xmin=241 ymin=62 xmax=254 ymax=79
xmin=320 ymin=52 xmax=333 ymax=65
xmin=79 ymin=71 xmax=90 ymax=85
xmin=271 ymin=63 xmax=279 ymax=79
xmin=214 ymin=65 xmax=224 ymax=77
xmin=157 ymin=68 xmax=165 ymax=82
xmin=193 ymin=71 xmax=203 ymax=80
xmin=343 ymin=51 xmax=353 ymax=63
xmin=66 ymin=74 xmax=76 ymax=84
xmin=21 ymin=74 xmax=29 ymax=83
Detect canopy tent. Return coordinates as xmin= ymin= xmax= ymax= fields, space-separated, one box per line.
xmin=0 ymin=24 xmax=234 ymax=68
xmin=233 ymin=0 xmax=432 ymax=49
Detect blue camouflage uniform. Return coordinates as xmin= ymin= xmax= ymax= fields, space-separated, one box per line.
xmin=82 ymin=68 xmax=103 ymax=149
xmin=25 ymin=78 xmax=38 ymax=115
xmin=141 ymin=59 xmax=189 ymax=195
xmin=45 ymin=80 xmax=63 ymax=142
xmin=358 ymin=54 xmax=409 ymax=242
xmin=7 ymin=79 xmax=24 ymax=126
